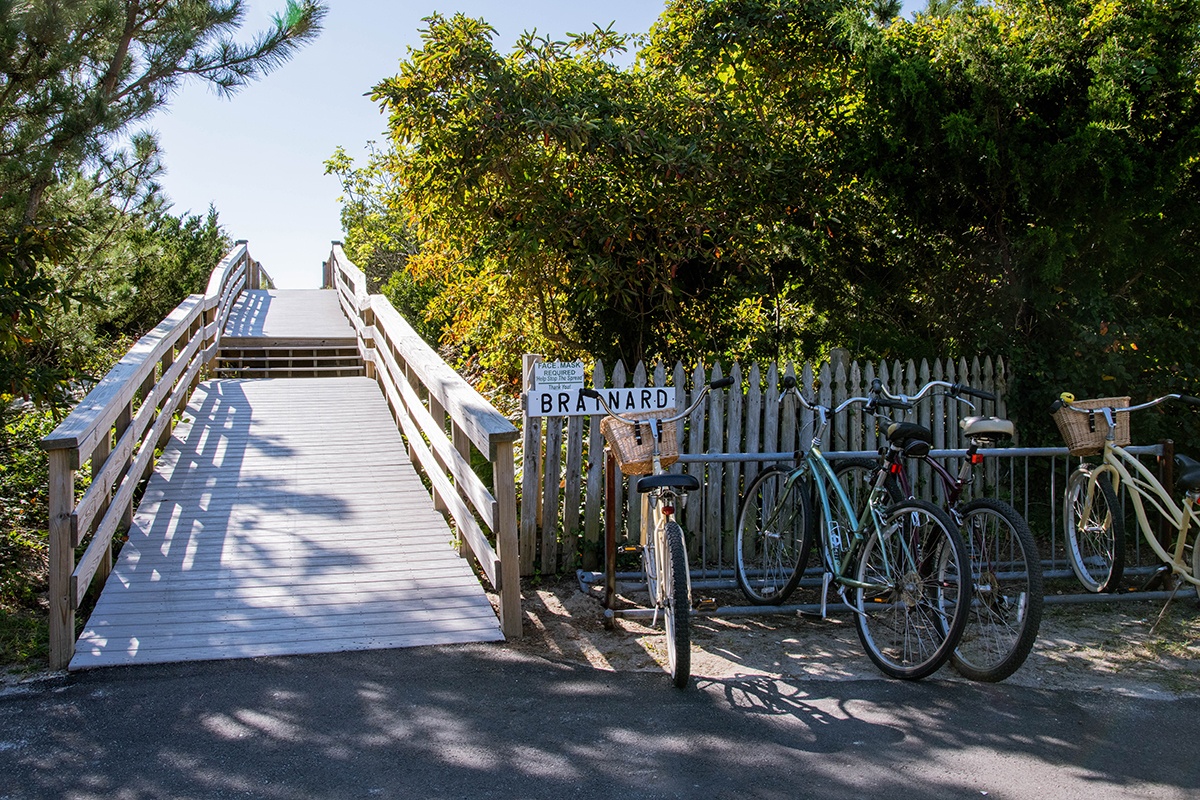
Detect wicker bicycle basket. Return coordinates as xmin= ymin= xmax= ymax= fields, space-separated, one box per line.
xmin=599 ymin=411 xmax=679 ymax=476
xmin=1052 ymin=396 xmax=1131 ymax=457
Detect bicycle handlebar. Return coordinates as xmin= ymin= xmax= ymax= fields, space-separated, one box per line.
xmin=581 ymin=377 xmax=733 ymax=426
xmin=779 ymin=375 xmax=875 ymax=416
xmin=870 ymin=378 xmax=995 ymax=408
xmin=1051 ymin=392 xmax=1200 ymax=416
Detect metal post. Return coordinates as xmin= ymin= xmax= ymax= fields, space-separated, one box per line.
xmin=605 ymin=450 xmax=617 ymax=612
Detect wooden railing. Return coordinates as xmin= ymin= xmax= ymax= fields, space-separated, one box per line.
xmin=324 ymin=244 xmax=522 ymax=638
xmin=40 ymin=241 xmax=267 ymax=670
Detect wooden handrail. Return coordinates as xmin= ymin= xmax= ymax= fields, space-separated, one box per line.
xmin=326 ymin=245 xmax=522 ymax=638
xmin=41 ymin=242 xmax=258 ymax=670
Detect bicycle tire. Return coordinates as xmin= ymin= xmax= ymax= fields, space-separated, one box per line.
xmin=951 ymin=498 xmax=1044 ymax=682
xmin=1063 ymin=469 xmax=1124 ymax=593
xmin=854 ymin=499 xmax=971 ymax=680
xmin=735 ymin=465 xmax=813 ymax=604
xmin=661 ymin=520 xmax=691 ymax=688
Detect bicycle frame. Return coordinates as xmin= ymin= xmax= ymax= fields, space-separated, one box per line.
xmin=893 ymin=453 xmax=966 ymax=514
xmin=806 ymin=448 xmax=890 ymax=589
xmin=1080 ymin=444 xmax=1200 ymax=586
xmin=777 ymin=391 xmax=912 ymax=599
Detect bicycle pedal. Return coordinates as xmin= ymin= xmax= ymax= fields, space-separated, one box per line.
xmin=617 ymin=545 xmax=642 ymax=555
xmin=694 ymin=597 xmax=718 ymax=611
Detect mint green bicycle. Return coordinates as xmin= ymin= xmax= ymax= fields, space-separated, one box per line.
xmin=735 ymin=376 xmax=973 ymax=680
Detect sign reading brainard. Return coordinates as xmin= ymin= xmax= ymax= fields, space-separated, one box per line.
xmin=526 ymin=385 xmax=677 ymax=418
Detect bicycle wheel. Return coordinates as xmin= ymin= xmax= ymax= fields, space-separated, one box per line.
xmin=854 ymin=499 xmax=970 ymax=680
xmin=1063 ymin=469 xmax=1124 ymax=593
xmin=661 ymin=520 xmax=691 ymax=688
xmin=735 ymin=465 xmax=813 ymax=604
xmin=952 ymin=498 xmax=1044 ymax=682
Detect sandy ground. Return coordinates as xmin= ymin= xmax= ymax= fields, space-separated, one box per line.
xmin=496 ymin=574 xmax=1200 ymax=697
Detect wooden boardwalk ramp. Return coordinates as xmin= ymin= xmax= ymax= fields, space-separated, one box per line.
xmin=72 ymin=377 xmax=502 ymax=668
xmin=71 ymin=377 xmax=502 ymax=668
xmin=45 ymin=243 xmax=520 ymax=671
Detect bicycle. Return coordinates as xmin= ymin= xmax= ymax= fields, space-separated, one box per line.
xmin=1051 ymin=392 xmax=1200 ymax=598
xmin=582 ymin=376 xmax=733 ymax=688
xmin=735 ymin=375 xmax=972 ymax=680
xmin=837 ymin=379 xmax=1043 ymax=683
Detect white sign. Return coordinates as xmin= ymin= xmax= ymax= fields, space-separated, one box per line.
xmin=527 ymin=387 xmax=677 ymax=418
xmin=533 ymin=361 xmax=584 ymax=391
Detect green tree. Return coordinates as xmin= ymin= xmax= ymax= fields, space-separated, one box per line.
xmin=0 ymin=0 xmax=327 ymax=401
xmin=841 ymin=0 xmax=1200 ymax=440
xmin=359 ymin=2 xmax=862 ymax=381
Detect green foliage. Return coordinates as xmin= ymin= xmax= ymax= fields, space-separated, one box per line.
xmin=348 ymin=3 xmax=867 ymax=385
xmin=333 ymin=0 xmax=1200 ymax=449
xmin=842 ymin=0 xmax=1200 ymax=444
xmin=0 ymin=0 xmax=327 ymax=403
xmin=0 ymin=406 xmax=54 ymax=666
xmin=96 ymin=205 xmax=230 ymax=338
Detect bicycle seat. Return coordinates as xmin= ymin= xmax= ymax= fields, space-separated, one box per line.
xmin=961 ymin=416 xmax=1014 ymax=440
xmin=635 ymin=473 xmax=701 ymax=494
xmin=886 ymin=421 xmax=932 ymax=458
xmin=1175 ymin=454 xmax=1200 ymax=492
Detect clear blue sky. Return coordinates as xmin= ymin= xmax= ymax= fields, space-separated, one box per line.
xmin=150 ymin=1 xmax=922 ymax=289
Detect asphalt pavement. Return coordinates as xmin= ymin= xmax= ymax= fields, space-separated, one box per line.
xmin=1 ymin=643 xmax=1196 ymax=800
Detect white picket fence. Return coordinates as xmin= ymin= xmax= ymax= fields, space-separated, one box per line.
xmin=519 ymin=353 xmax=1010 ymax=576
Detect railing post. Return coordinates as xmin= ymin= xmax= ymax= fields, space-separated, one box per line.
xmin=48 ymin=449 xmax=76 ymax=670
xmin=156 ymin=345 xmax=176 ymax=449
xmin=494 ymin=440 xmax=522 ymax=638
xmin=452 ymin=421 xmax=472 ymax=559
xmin=362 ymin=303 xmax=376 ymax=380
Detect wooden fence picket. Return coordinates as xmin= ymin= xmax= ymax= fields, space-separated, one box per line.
xmin=705 ymin=362 xmax=725 ymax=558
xmin=520 ymin=355 xmax=541 ymax=570
xmin=541 ymin=404 xmax=563 ymax=571
xmin=744 ymin=363 xmax=763 ymax=486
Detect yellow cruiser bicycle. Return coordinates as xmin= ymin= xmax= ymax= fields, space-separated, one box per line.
xmin=1052 ymin=392 xmax=1200 ymax=596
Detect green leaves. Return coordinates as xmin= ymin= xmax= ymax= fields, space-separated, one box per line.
xmin=333 ymin=0 xmax=1200 ymax=449
xmin=843 ymin=0 xmax=1200 ymax=442
xmin=0 ymin=1 xmax=326 ymax=402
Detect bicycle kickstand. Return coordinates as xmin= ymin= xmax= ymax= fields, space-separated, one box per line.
xmin=799 ymin=572 xmax=834 ymax=620
xmin=837 ymin=584 xmax=868 ymax=619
